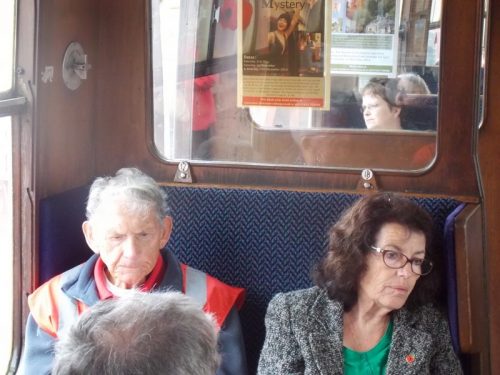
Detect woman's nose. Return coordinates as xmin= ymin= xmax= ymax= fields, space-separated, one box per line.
xmin=397 ymin=262 xmax=412 ymax=278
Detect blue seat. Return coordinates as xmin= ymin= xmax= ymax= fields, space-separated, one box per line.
xmin=39 ymin=186 xmax=461 ymax=374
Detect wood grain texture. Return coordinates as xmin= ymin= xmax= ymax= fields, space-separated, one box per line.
xmin=478 ymin=0 xmax=500 ymax=372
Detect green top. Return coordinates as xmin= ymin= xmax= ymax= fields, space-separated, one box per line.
xmin=343 ymin=320 xmax=394 ymax=375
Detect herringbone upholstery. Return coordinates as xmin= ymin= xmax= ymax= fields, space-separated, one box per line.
xmin=163 ymin=187 xmax=461 ymax=374
xmin=39 ymin=185 xmax=461 ymax=374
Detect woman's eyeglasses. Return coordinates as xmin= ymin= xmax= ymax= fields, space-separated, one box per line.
xmin=370 ymin=246 xmax=433 ymax=276
xmin=361 ymin=103 xmax=380 ymax=113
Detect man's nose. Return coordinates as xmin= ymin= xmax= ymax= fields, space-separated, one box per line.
xmin=122 ymin=237 xmax=140 ymax=257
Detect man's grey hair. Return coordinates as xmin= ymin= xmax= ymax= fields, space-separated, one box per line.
xmin=397 ymin=72 xmax=431 ymax=95
xmin=53 ymin=291 xmax=220 ymax=375
xmin=85 ymin=167 xmax=169 ymax=222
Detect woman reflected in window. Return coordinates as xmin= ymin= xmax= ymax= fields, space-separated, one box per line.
xmin=361 ymin=77 xmax=402 ymax=131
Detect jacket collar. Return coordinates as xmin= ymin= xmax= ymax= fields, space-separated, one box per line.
xmin=303 ymin=289 xmax=434 ymax=375
xmin=386 ymin=308 xmax=433 ymax=374
xmin=157 ymin=248 xmax=183 ymax=291
xmin=305 ymin=289 xmax=344 ymax=375
xmin=60 ymin=248 xmax=182 ymax=306
xmin=60 ymin=253 xmax=100 ymax=306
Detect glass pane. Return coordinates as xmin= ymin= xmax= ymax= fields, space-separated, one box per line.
xmin=0 ymin=116 xmax=13 ymax=373
xmin=152 ymin=0 xmax=439 ymax=171
xmin=478 ymin=0 xmax=489 ymax=128
xmin=0 ymin=0 xmax=16 ymax=93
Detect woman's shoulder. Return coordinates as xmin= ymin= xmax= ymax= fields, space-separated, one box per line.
xmin=398 ymin=304 xmax=449 ymax=330
xmin=270 ymin=285 xmax=322 ymax=300
xmin=414 ymin=304 xmax=447 ymax=319
xmin=268 ymin=286 xmax=331 ymax=311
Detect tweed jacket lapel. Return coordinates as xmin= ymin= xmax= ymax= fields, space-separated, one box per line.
xmin=300 ymin=289 xmax=437 ymax=375
xmin=386 ymin=308 xmax=433 ymax=374
xmin=305 ymin=290 xmax=344 ymax=375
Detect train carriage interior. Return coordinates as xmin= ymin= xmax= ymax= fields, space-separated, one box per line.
xmin=1 ymin=0 xmax=500 ymax=374
xmin=39 ymin=184 xmax=469 ymax=373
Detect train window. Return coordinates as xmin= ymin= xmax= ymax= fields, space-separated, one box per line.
xmin=478 ymin=0 xmax=489 ymax=128
xmin=152 ymin=0 xmax=441 ymax=171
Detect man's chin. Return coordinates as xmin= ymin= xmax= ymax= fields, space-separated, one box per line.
xmin=114 ymin=274 xmax=146 ymax=289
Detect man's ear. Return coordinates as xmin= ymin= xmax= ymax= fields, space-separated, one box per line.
xmin=160 ymin=216 xmax=173 ymax=249
xmin=82 ymin=221 xmax=99 ymax=254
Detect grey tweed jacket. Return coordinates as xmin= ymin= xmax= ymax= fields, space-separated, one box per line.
xmin=257 ymin=287 xmax=463 ymax=375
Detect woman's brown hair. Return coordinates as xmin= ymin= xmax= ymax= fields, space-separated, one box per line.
xmin=314 ymin=192 xmax=439 ymax=311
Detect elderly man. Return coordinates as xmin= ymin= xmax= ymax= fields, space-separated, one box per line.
xmin=53 ymin=291 xmax=220 ymax=375
xmin=19 ymin=168 xmax=246 ymax=375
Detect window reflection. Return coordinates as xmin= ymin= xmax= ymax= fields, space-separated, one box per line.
xmin=478 ymin=0 xmax=489 ymax=128
xmin=152 ymin=0 xmax=441 ymax=170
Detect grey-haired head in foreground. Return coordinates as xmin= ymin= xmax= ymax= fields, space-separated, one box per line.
xmin=53 ymin=291 xmax=220 ymax=375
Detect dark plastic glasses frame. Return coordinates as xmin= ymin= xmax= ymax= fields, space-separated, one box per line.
xmin=370 ymin=246 xmax=433 ymax=276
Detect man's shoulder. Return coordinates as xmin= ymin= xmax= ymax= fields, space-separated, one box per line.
xmin=30 ymin=262 xmax=84 ymax=299
xmin=185 ymin=264 xmax=245 ymax=306
xmin=179 ymin=264 xmax=245 ymax=327
xmin=29 ymin=256 xmax=97 ymax=311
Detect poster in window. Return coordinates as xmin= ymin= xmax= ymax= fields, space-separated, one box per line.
xmin=331 ymin=0 xmax=400 ymax=76
xmin=237 ymin=0 xmax=331 ymax=109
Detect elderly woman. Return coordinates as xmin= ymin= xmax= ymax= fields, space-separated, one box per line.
xmin=19 ymin=168 xmax=247 ymax=375
xmin=361 ymin=77 xmax=403 ymax=131
xmin=258 ymin=193 xmax=462 ymax=374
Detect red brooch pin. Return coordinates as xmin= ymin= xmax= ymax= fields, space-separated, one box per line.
xmin=405 ymin=354 xmax=415 ymax=364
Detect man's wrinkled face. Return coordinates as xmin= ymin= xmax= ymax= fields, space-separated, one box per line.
xmin=83 ymin=200 xmax=172 ymax=289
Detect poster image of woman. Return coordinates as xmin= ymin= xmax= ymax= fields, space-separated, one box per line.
xmin=265 ymin=8 xmax=301 ymax=75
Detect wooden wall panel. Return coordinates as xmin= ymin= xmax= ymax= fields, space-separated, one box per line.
xmin=479 ymin=0 xmax=500 ymax=372
xmin=455 ymin=205 xmax=489 ymax=373
xmin=93 ymin=0 xmax=163 ymax=178
xmin=35 ymin=0 xmax=100 ymax=198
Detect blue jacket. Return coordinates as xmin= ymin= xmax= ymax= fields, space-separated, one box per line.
xmin=18 ymin=249 xmax=248 ymax=375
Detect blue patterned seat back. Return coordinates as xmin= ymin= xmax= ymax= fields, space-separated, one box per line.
xmin=39 ymin=185 xmax=92 ymax=284
xmin=39 ymin=185 xmax=461 ymax=374
xmin=163 ymin=187 xmax=461 ymax=374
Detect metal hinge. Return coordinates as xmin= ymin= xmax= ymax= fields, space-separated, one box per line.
xmin=174 ymin=161 xmax=193 ymax=183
